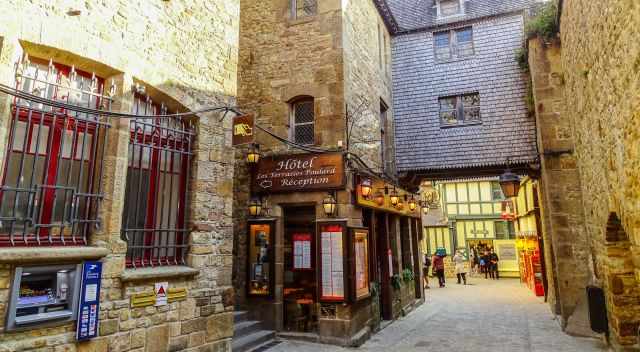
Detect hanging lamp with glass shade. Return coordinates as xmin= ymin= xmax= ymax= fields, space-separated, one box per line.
xmin=322 ymin=193 xmax=337 ymax=216
xmin=248 ymin=197 xmax=263 ymax=217
xmin=360 ymin=178 xmax=373 ymax=198
xmin=389 ymin=188 xmax=400 ymax=206
xmin=408 ymin=196 xmax=417 ymax=211
xmin=246 ymin=143 xmax=261 ymax=165
xmin=499 ymin=168 xmax=521 ymax=198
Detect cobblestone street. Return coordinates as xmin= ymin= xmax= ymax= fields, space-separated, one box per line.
xmin=265 ymin=278 xmax=607 ymax=352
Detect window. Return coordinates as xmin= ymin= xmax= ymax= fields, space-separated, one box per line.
xmin=434 ymin=27 xmax=474 ymax=61
xmin=0 ymin=57 xmax=111 ymax=246
xmin=495 ymin=221 xmax=515 ymax=239
xmin=291 ymin=98 xmax=315 ymax=145
xmin=291 ymin=0 xmax=317 ymax=19
xmin=121 ymin=93 xmax=194 ymax=267
xmin=439 ymin=93 xmax=480 ymax=126
xmin=439 ymin=0 xmax=462 ymax=17
xmin=491 ymin=181 xmax=504 ymax=200
xmin=379 ymin=100 xmax=395 ymax=174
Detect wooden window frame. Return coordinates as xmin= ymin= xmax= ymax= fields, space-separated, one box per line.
xmin=434 ymin=27 xmax=474 ymax=62
xmin=291 ymin=0 xmax=318 ymax=20
xmin=349 ymin=227 xmax=371 ymax=302
xmin=438 ymin=0 xmax=463 ymax=18
xmin=438 ymin=92 xmax=481 ymax=126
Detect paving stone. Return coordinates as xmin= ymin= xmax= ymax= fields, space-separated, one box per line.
xmin=265 ymin=279 xmax=607 ymax=352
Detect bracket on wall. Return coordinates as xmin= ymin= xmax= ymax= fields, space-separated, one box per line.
xmin=541 ymin=149 xmax=574 ymax=157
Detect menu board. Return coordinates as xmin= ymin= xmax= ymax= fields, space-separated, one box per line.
xmin=320 ymin=224 xmax=345 ymax=301
xmin=293 ymin=233 xmax=312 ymax=270
xmin=353 ymin=229 xmax=370 ymax=300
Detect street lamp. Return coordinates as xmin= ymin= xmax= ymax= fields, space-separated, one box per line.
xmin=322 ymin=193 xmax=337 ymax=217
xmin=374 ymin=190 xmax=385 ymax=206
xmin=246 ymin=143 xmax=261 ymax=165
xmin=248 ymin=197 xmax=262 ymax=217
xmin=408 ymin=196 xmax=417 ymax=211
xmin=421 ymin=201 xmax=430 ymax=215
xmin=499 ymin=167 xmax=521 ymax=198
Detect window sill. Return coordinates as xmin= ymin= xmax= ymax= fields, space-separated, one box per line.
xmin=0 ymin=246 xmax=109 ymax=264
xmin=120 ymin=266 xmax=199 ymax=283
xmin=440 ymin=121 xmax=482 ymax=128
xmin=435 ymin=56 xmax=475 ymax=64
xmin=286 ymin=16 xmax=316 ymax=27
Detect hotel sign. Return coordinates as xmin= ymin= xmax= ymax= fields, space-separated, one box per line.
xmin=252 ymin=152 xmax=345 ymax=193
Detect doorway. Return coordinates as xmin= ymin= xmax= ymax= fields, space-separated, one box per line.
xmin=283 ymin=206 xmax=317 ymax=332
xmin=374 ymin=212 xmax=393 ymax=321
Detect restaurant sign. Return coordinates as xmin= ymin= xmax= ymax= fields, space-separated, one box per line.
xmin=252 ymin=152 xmax=345 ymax=193
xmin=232 ymin=114 xmax=255 ymax=146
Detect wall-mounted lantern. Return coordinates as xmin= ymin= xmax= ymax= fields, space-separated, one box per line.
xmin=421 ymin=201 xmax=430 ymax=215
xmin=374 ymin=190 xmax=385 ymax=206
xmin=246 ymin=143 xmax=261 ymax=165
xmin=499 ymin=167 xmax=521 ymax=198
xmin=389 ymin=188 xmax=399 ymax=206
xmin=408 ymin=196 xmax=417 ymax=211
xmin=248 ymin=197 xmax=263 ymax=217
xmin=360 ymin=178 xmax=372 ymax=198
xmin=322 ymin=193 xmax=337 ymax=217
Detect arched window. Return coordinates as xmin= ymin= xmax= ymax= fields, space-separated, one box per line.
xmin=291 ymin=98 xmax=315 ymax=145
xmin=291 ymin=0 xmax=317 ymax=19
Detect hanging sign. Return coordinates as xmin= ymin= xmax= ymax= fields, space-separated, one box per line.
xmin=232 ymin=114 xmax=254 ymax=146
xmin=293 ymin=233 xmax=312 ymax=270
xmin=252 ymin=152 xmax=345 ymax=193
xmin=155 ymin=282 xmax=169 ymax=306
xmin=76 ymin=261 xmax=102 ymax=341
xmin=319 ymin=224 xmax=345 ymax=301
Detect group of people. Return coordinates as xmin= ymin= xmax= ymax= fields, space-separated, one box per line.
xmin=422 ymin=247 xmax=500 ymax=289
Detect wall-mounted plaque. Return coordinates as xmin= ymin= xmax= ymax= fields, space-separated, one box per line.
xmin=293 ymin=233 xmax=312 ymax=270
xmin=252 ymin=152 xmax=345 ymax=193
xmin=232 ymin=114 xmax=254 ymax=146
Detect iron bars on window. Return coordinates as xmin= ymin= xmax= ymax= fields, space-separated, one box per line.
xmin=121 ymin=93 xmax=194 ymax=268
xmin=0 ymin=55 xmax=113 ymax=246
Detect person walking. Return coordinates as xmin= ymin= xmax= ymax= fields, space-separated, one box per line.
xmin=432 ymin=253 xmax=446 ymax=288
xmin=489 ymin=248 xmax=500 ymax=280
xmin=422 ymin=253 xmax=431 ymax=289
xmin=452 ymin=250 xmax=467 ymax=285
xmin=470 ymin=247 xmax=479 ymax=276
xmin=481 ymin=251 xmax=490 ymax=279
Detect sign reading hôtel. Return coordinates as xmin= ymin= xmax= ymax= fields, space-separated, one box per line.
xmin=252 ymin=152 xmax=345 ymax=193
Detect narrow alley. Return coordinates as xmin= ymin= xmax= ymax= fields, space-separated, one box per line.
xmin=265 ymin=279 xmax=606 ymax=352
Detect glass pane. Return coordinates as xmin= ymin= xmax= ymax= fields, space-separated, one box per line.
xmin=75 ymin=132 xmax=93 ymax=160
xmin=11 ymin=121 xmax=28 ymax=152
xmin=296 ymin=0 xmax=317 ymax=17
xmin=294 ymin=123 xmax=314 ymax=145
xmin=29 ymin=124 xmax=50 ymax=155
xmin=456 ymin=28 xmax=472 ymax=43
xmin=457 ymin=42 xmax=474 ymax=57
xmin=464 ymin=108 xmax=481 ymax=122
xmin=440 ymin=0 xmax=460 ymax=16
xmin=462 ymin=94 xmax=480 ymax=107
xmin=294 ymin=100 xmax=314 ymax=123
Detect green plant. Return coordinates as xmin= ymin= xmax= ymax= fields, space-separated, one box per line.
xmin=370 ymin=281 xmax=380 ymax=297
xmin=524 ymin=2 xmax=559 ymax=41
xmin=391 ymin=274 xmax=402 ymax=290
xmin=515 ymin=47 xmax=529 ymax=71
xmin=402 ymin=268 xmax=414 ymax=283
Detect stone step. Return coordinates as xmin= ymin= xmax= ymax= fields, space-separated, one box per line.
xmin=232 ymin=330 xmax=276 ymax=352
xmin=234 ymin=320 xmax=263 ymax=337
xmin=234 ymin=310 xmax=250 ymax=324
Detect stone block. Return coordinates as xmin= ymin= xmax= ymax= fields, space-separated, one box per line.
xmin=181 ymin=317 xmax=206 ymax=335
xmin=130 ymin=329 xmax=145 ymax=349
xmin=99 ymin=319 xmax=119 ymax=336
xmin=146 ymin=325 xmax=169 ymax=352
xmin=206 ymin=312 xmax=233 ymax=342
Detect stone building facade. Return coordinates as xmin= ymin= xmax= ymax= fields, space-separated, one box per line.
xmin=524 ymin=0 xmax=640 ymax=349
xmin=233 ymin=0 xmax=423 ymax=348
xmin=0 ymin=1 xmax=239 ymax=351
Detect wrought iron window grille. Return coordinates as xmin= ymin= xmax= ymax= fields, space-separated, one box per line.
xmin=120 ymin=93 xmax=194 ymax=268
xmin=0 ymin=55 xmax=114 ymax=247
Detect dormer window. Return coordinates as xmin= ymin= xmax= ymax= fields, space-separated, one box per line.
xmin=439 ymin=0 xmax=462 ymax=18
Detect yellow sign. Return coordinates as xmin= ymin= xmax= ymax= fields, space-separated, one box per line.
xmin=130 ymin=288 xmax=187 ymax=308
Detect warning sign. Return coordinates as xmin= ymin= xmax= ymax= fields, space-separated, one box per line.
xmin=155 ymin=282 xmax=168 ymax=306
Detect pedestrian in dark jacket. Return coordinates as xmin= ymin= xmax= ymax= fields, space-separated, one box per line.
xmin=432 ymin=253 xmax=446 ymax=288
xmin=489 ymin=249 xmax=500 ymax=280
xmin=423 ymin=254 xmax=431 ymax=289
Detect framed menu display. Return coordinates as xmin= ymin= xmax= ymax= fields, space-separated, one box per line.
xmin=247 ymin=221 xmax=275 ymax=297
xmin=292 ymin=233 xmax=312 ymax=270
xmin=317 ymin=222 xmax=347 ymax=302
xmin=350 ymin=228 xmax=370 ymax=301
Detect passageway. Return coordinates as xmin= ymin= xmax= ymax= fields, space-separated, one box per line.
xmin=263 ymin=279 xmax=606 ymax=352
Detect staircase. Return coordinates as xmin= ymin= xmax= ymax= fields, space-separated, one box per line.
xmin=232 ymin=311 xmax=276 ymax=352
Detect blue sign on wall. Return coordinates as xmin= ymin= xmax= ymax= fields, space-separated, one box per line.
xmin=76 ymin=261 xmax=102 ymax=341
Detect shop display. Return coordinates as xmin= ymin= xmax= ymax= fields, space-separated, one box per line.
xmin=293 ymin=233 xmax=312 ymax=270
xmin=353 ymin=228 xmax=370 ymax=300
xmin=249 ymin=223 xmax=272 ymax=296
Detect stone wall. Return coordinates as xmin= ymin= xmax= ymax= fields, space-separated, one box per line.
xmin=558 ymin=0 xmax=640 ymax=348
xmin=527 ymin=38 xmax=593 ymax=338
xmin=0 ymin=1 xmax=239 ymax=351
xmin=342 ymin=0 xmax=393 ymax=173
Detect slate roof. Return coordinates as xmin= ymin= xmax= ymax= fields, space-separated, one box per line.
xmin=383 ymin=0 xmax=539 ymax=32
xmin=386 ymin=0 xmax=540 ymax=172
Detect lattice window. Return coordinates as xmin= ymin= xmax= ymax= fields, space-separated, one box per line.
xmin=0 ymin=56 xmax=112 ymax=246
xmin=439 ymin=93 xmax=481 ymax=126
xmin=434 ymin=27 xmax=474 ymax=61
xmin=121 ymin=93 xmax=194 ymax=267
xmin=292 ymin=99 xmax=315 ymax=145
xmin=292 ymin=0 xmax=317 ymax=19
